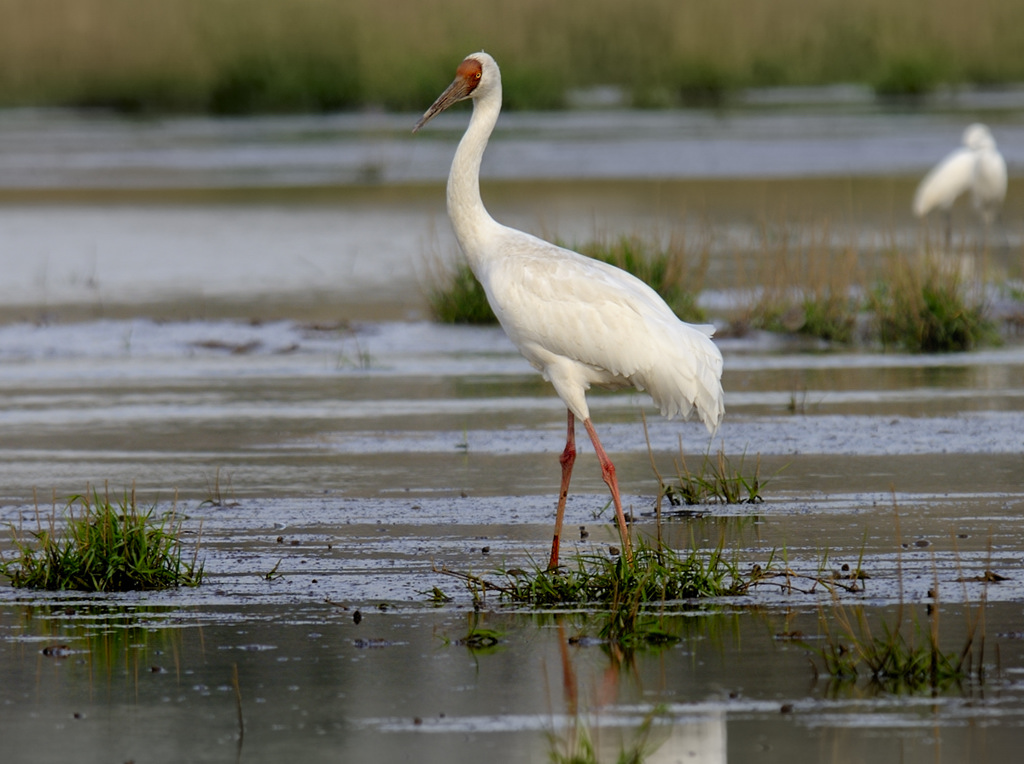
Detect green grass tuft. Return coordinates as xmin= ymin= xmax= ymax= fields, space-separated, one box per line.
xmin=437 ymin=537 xmax=773 ymax=649
xmin=1 ymin=488 xmax=203 ymax=591
xmin=869 ymin=253 xmax=998 ymax=352
xmin=499 ymin=537 xmax=763 ymax=608
xmin=729 ymin=225 xmax=1011 ymax=352
xmin=809 ymin=601 xmax=979 ymax=692
xmin=548 ymin=711 xmax=659 ymax=764
xmin=798 ymin=293 xmax=859 ymax=344
xmin=207 ymin=51 xmax=361 ymax=115
xmin=660 ymin=447 xmax=766 ymax=506
xmin=807 ymin=499 xmax=988 ymax=693
xmin=734 ymin=225 xmax=864 ymax=345
xmin=426 ymin=260 xmax=496 ymax=324
xmin=672 ymin=58 xmax=737 ymax=107
xmin=872 ymin=56 xmax=946 ymax=97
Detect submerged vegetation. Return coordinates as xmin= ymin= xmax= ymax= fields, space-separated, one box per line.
xmin=1 ymin=488 xmax=203 ymax=591
xmin=2 ymin=1 xmax=1024 ymax=114
xmin=807 ymin=506 xmax=989 ymax=692
xmin=810 ymin=601 xmax=982 ymax=692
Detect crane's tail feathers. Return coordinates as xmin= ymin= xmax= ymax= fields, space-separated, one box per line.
xmin=646 ymin=329 xmax=725 ymax=437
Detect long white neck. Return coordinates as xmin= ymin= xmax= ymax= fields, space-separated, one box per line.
xmin=446 ymin=83 xmax=502 ymax=265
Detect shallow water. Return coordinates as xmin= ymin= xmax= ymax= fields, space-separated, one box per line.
xmin=2 ymin=316 xmax=1024 ymax=762
xmin=3 ymin=601 xmax=1024 ymax=764
xmin=1 ymin=318 xmax=1023 ymax=501
xmin=2 ymin=103 xmax=1024 ymax=762
xmin=1 ymin=105 xmax=1023 ymax=323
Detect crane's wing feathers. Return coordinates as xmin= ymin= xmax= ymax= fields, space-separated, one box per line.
xmin=481 ymin=231 xmax=724 ymax=432
xmin=913 ymin=148 xmax=975 ymax=217
xmin=971 ymin=148 xmax=1008 ymax=222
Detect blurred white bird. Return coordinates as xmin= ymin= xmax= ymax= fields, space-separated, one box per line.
xmin=413 ymin=52 xmax=724 ymax=568
xmin=913 ymin=123 xmax=1007 ymax=245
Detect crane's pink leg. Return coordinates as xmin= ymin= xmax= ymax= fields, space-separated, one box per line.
xmin=547 ymin=410 xmax=576 ymax=570
xmin=582 ymin=418 xmax=633 ymax=563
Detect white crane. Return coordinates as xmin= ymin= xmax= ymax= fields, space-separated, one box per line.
xmin=413 ymin=52 xmax=725 ymax=568
xmin=913 ymin=123 xmax=1008 ymax=246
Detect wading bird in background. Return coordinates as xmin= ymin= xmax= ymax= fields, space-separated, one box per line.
xmin=913 ymin=123 xmax=1007 ymax=247
xmin=413 ymin=52 xmax=724 ymax=568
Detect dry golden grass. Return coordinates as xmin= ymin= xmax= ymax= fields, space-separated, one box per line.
xmin=0 ymin=1 xmax=1022 ymax=111
xmin=868 ymin=247 xmax=998 ymax=352
xmin=732 ymin=222 xmax=866 ymax=342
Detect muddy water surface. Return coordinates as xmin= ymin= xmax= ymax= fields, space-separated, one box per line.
xmin=2 ymin=316 xmax=1024 ymax=763
xmin=2 ymin=105 xmax=1024 ymax=762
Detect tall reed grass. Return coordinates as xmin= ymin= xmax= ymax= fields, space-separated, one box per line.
xmin=734 ymin=223 xmax=865 ymax=343
xmin=1 ymin=1 xmax=1022 ymax=113
xmin=869 ymin=250 xmax=998 ymax=352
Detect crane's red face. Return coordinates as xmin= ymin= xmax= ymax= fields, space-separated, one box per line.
xmin=412 ymin=57 xmax=483 ymax=133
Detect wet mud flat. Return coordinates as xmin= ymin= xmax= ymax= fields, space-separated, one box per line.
xmin=2 ymin=102 xmax=1024 ymax=759
xmin=2 ymin=490 xmax=1024 ymax=763
xmin=2 ymin=318 xmax=1024 ymax=762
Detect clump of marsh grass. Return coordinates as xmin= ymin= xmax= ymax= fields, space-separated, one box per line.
xmin=730 ymin=223 xmax=1008 ymax=352
xmin=1 ymin=487 xmax=203 ymax=591
xmin=810 ymin=600 xmax=977 ymax=692
xmin=425 ymin=229 xmax=709 ymax=325
xmin=206 ymin=49 xmax=361 ymax=115
xmin=642 ymin=416 xmax=768 ymax=507
xmin=732 ymin=222 xmax=863 ymax=344
xmin=438 ymin=536 xmax=774 ymax=651
xmin=426 ymin=259 xmax=495 ymax=325
xmin=872 ymin=55 xmax=948 ymax=98
xmin=439 ymin=536 xmax=773 ymax=646
xmin=868 ymin=250 xmax=997 ymax=352
xmin=201 ymin=466 xmax=238 ymax=508
xmin=807 ymin=502 xmax=989 ymax=692
xmin=547 ymin=712 xmax=659 ymax=764
xmin=500 ymin=537 xmax=761 ymax=607
xmin=659 ymin=447 xmax=765 ymax=506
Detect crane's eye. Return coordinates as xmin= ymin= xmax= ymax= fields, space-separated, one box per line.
xmin=474 ymin=72 xmax=481 ymax=80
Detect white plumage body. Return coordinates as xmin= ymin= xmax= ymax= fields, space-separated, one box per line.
xmin=422 ymin=51 xmax=724 ymax=435
xmin=913 ymin=123 xmax=1007 ymax=225
xmin=479 ymin=228 xmax=723 ymax=428
xmin=414 ymin=51 xmax=724 ymax=567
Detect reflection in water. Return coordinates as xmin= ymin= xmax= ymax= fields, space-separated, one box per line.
xmin=12 ymin=604 xmax=190 ymax=689
xmin=549 ymin=614 xmax=733 ymax=763
xmin=2 ymin=602 xmax=1023 ymax=762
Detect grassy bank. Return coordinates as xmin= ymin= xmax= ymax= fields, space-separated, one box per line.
xmin=1 ymin=0 xmax=1023 ymax=113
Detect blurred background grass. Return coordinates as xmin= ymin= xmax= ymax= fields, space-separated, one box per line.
xmin=0 ymin=0 xmax=1023 ymax=114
